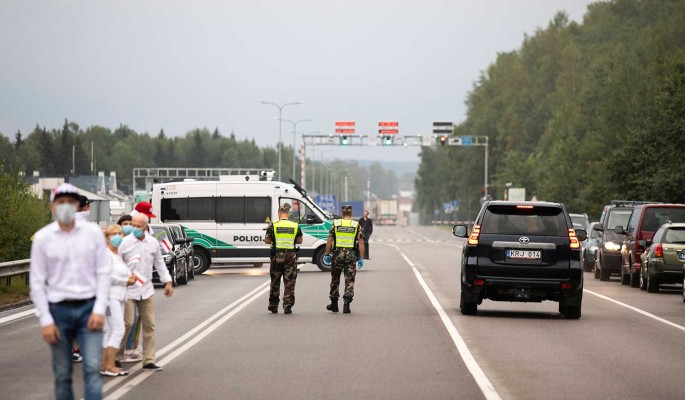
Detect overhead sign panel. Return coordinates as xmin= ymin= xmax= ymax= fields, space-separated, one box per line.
xmin=335 ymin=121 xmax=355 ymax=127
xmin=379 ymin=121 xmax=399 ymax=127
xmin=335 ymin=129 xmax=355 ymax=134
xmin=433 ymin=121 xmax=453 ymax=134
xmin=379 ymin=129 xmax=399 ymax=134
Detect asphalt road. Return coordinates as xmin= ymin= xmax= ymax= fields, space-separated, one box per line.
xmin=1 ymin=225 xmax=684 ymax=400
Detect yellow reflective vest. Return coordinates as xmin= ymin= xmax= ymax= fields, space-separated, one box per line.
xmin=273 ymin=219 xmax=299 ymax=250
xmin=333 ymin=219 xmax=359 ymax=249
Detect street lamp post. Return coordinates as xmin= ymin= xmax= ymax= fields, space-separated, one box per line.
xmin=282 ymin=118 xmax=312 ymax=180
xmin=259 ymin=100 xmax=301 ymax=179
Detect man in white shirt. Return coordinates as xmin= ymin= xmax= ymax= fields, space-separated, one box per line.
xmin=30 ymin=183 xmax=110 ymax=400
xmin=117 ymin=213 xmax=173 ymax=371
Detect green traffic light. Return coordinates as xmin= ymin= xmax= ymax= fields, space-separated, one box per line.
xmin=384 ymin=136 xmax=393 ymax=146
xmin=340 ymin=136 xmax=349 ymax=146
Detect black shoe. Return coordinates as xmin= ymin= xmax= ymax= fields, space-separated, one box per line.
xmin=142 ymin=363 xmax=163 ymax=371
xmin=284 ymin=305 xmax=292 ymax=314
xmin=343 ymin=300 xmax=351 ymax=314
xmin=115 ymin=361 xmax=123 ymax=369
xmin=268 ymin=304 xmax=278 ymax=314
xmin=326 ymin=300 xmax=339 ymax=313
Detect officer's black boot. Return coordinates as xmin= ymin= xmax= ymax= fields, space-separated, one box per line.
xmin=343 ymin=300 xmax=351 ymax=314
xmin=326 ymin=300 xmax=339 ymax=313
xmin=268 ymin=304 xmax=278 ymax=314
xmin=284 ymin=304 xmax=292 ymax=314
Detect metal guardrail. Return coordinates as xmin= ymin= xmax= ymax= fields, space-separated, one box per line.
xmin=0 ymin=259 xmax=30 ymax=285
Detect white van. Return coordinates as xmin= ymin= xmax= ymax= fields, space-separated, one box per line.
xmin=150 ymin=178 xmax=333 ymax=274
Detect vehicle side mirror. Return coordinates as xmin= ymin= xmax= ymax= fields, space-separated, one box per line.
xmin=452 ymin=224 xmax=468 ymax=238
xmin=638 ymin=239 xmax=648 ymax=247
xmin=186 ymin=237 xmax=195 ymax=243
xmin=614 ymin=226 xmax=625 ymax=235
xmin=305 ymin=213 xmax=323 ymax=225
xmin=174 ymin=238 xmax=186 ymax=245
xmin=593 ymin=224 xmax=604 ymax=232
xmin=575 ymin=229 xmax=587 ymax=242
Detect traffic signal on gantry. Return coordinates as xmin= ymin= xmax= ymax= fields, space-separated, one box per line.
xmin=339 ymin=136 xmax=349 ymax=146
xmin=383 ymin=136 xmax=394 ymax=146
xmin=438 ymin=135 xmax=447 ymax=146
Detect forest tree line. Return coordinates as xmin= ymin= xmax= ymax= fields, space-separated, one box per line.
xmin=415 ymin=0 xmax=685 ymax=222
xmin=0 ymin=121 xmax=402 ymax=200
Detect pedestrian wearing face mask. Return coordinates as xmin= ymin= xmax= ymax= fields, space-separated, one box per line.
xmin=115 ymin=215 xmax=142 ymax=364
xmin=117 ymin=214 xmax=173 ymax=371
xmin=100 ymin=225 xmax=136 ymax=377
xmin=76 ymin=195 xmax=94 ymax=222
xmin=30 ymin=183 xmax=111 ymax=400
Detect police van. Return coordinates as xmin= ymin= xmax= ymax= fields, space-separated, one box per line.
xmin=150 ymin=176 xmax=333 ymax=274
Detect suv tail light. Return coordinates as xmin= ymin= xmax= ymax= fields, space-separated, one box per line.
xmin=569 ymin=228 xmax=580 ymax=249
xmin=468 ymin=225 xmax=481 ymax=246
xmin=654 ymin=243 xmax=663 ymax=258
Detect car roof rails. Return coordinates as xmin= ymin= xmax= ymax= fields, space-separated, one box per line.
xmin=609 ymin=200 xmax=658 ymax=207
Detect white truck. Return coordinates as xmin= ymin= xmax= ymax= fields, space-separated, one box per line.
xmin=377 ymin=199 xmax=399 ymax=225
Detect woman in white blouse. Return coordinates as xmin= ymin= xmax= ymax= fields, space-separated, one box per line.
xmin=100 ymin=225 xmax=136 ymax=377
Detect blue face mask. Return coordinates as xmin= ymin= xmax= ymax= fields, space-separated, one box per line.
xmin=122 ymin=225 xmax=134 ymax=235
xmin=110 ymin=234 xmax=123 ymax=248
xmin=133 ymin=228 xmax=145 ymax=239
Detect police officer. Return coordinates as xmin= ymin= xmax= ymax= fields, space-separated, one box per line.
xmin=264 ymin=206 xmax=303 ymax=314
xmin=324 ymin=205 xmax=365 ymax=314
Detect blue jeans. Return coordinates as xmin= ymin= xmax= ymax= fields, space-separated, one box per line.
xmin=125 ymin=303 xmax=139 ymax=349
xmin=49 ymin=300 xmax=103 ymax=400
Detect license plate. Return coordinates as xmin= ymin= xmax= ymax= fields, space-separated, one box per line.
xmin=679 ymin=251 xmax=685 ymax=261
xmin=512 ymin=288 xmax=531 ymax=299
xmin=507 ymin=249 xmax=541 ymax=260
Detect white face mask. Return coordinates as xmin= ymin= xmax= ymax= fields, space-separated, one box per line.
xmin=54 ymin=203 xmax=77 ymax=224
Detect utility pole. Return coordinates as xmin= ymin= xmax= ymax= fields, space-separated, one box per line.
xmin=259 ymin=101 xmax=301 ymax=179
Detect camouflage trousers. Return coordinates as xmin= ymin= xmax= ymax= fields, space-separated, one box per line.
xmin=329 ymin=248 xmax=357 ymax=302
xmin=269 ymin=251 xmax=298 ymax=307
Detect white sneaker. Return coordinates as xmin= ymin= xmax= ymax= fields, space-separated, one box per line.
xmin=122 ymin=351 xmax=142 ymax=363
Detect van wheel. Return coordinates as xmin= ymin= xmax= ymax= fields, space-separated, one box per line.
xmin=315 ymin=249 xmax=331 ymax=272
xmin=563 ymin=305 xmax=581 ymax=319
xmin=193 ymin=248 xmax=211 ymax=275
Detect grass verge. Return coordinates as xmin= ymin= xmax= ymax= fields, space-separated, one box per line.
xmin=0 ymin=276 xmax=30 ymax=307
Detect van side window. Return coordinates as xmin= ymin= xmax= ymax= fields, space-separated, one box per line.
xmin=245 ymin=197 xmax=271 ymax=223
xmin=216 ymin=197 xmax=244 ymax=223
xmin=189 ymin=197 xmax=215 ymax=220
xmin=161 ymin=198 xmax=188 ymax=221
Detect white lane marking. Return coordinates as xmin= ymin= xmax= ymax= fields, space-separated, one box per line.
xmin=105 ymin=282 xmax=269 ymax=399
xmin=401 ymin=252 xmax=502 ymax=400
xmin=102 ymin=280 xmax=269 ymax=394
xmin=584 ymin=289 xmax=685 ymax=333
xmin=0 ymin=308 xmax=35 ymax=324
xmin=406 ymin=227 xmax=434 ymax=242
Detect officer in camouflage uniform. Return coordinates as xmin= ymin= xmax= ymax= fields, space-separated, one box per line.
xmin=324 ymin=204 xmax=365 ymax=314
xmin=264 ymin=206 xmax=303 ymax=314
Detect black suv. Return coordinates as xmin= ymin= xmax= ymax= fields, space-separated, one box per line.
xmin=453 ymin=201 xmax=587 ymax=319
xmin=150 ymin=224 xmax=192 ymax=287
xmin=592 ymin=201 xmax=645 ymax=281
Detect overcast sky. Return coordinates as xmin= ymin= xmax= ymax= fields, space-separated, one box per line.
xmin=0 ymin=0 xmax=595 ymax=164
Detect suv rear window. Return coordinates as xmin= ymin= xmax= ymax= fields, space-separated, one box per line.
xmin=642 ymin=207 xmax=685 ymax=231
xmin=606 ymin=209 xmax=632 ymax=230
xmin=664 ymin=228 xmax=685 ymax=244
xmin=480 ymin=205 xmax=567 ymax=236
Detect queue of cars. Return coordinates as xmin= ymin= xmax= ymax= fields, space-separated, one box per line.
xmin=581 ymin=201 xmax=685 ymax=301
xmin=149 ymin=223 xmax=196 ymax=287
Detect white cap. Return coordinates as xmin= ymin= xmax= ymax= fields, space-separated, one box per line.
xmin=50 ymin=183 xmax=80 ymax=202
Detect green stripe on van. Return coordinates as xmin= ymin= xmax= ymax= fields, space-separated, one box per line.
xmin=182 ymin=227 xmax=236 ymax=249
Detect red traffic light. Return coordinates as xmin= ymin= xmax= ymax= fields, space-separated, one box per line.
xmin=439 ymin=135 xmax=447 ymax=145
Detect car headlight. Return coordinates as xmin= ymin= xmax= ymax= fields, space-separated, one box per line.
xmin=163 ymin=254 xmax=173 ymax=263
xmin=604 ymin=242 xmax=621 ymax=251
